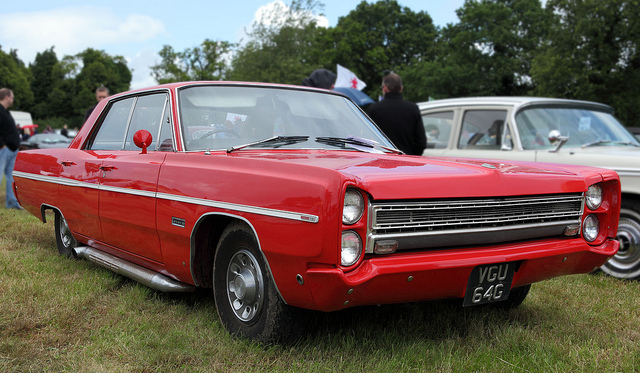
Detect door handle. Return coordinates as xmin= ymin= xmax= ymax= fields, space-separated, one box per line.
xmin=99 ymin=165 xmax=117 ymax=171
xmin=60 ymin=161 xmax=76 ymax=166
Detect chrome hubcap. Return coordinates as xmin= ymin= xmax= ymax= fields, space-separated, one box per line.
xmin=226 ymin=249 xmax=264 ymax=322
xmin=59 ymin=215 xmax=73 ymax=248
xmin=603 ymin=209 xmax=640 ymax=279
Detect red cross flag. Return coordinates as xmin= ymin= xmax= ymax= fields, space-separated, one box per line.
xmin=335 ymin=64 xmax=367 ymax=91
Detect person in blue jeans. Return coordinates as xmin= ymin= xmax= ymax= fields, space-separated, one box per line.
xmin=0 ymin=88 xmax=22 ymax=209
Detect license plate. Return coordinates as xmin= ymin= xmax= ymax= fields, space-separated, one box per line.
xmin=463 ymin=262 xmax=515 ymax=307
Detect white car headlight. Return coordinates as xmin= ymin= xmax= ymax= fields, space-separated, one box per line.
xmin=341 ymin=231 xmax=362 ymax=266
xmin=343 ymin=189 xmax=364 ymax=225
xmin=583 ymin=214 xmax=600 ymax=242
xmin=586 ymin=184 xmax=603 ymax=210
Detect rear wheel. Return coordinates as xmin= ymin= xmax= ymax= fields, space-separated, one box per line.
xmin=212 ymin=222 xmax=307 ymax=343
xmin=54 ymin=211 xmax=77 ymax=258
xmin=600 ymin=200 xmax=640 ymax=279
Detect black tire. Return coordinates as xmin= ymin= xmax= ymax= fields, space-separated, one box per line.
xmin=212 ymin=222 xmax=307 ymax=344
xmin=54 ymin=210 xmax=77 ymax=258
xmin=600 ymin=199 xmax=640 ymax=280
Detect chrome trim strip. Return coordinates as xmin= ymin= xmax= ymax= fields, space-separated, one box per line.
xmin=13 ymin=171 xmax=318 ymax=223
xmin=156 ymin=192 xmax=319 ymax=223
xmin=100 ymin=184 xmax=156 ymax=198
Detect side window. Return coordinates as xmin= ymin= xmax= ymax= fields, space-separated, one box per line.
xmin=156 ymin=100 xmax=174 ymax=151
xmin=458 ymin=110 xmax=511 ymax=150
xmin=124 ymin=94 xmax=168 ymax=151
xmin=422 ymin=111 xmax=453 ymax=149
xmin=89 ymin=98 xmax=135 ymax=150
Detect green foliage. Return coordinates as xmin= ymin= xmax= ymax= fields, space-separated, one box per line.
xmin=229 ymin=0 xmax=326 ymax=84
xmin=29 ymin=47 xmax=58 ymax=119
xmin=321 ymin=0 xmax=437 ymax=100
xmin=3 ymin=0 xmax=639 ymax=128
xmin=407 ymin=0 xmax=550 ymax=102
xmin=531 ymin=0 xmax=640 ymax=125
xmin=72 ymin=48 xmax=131 ymax=117
xmin=151 ymin=39 xmax=235 ymax=84
xmin=0 ymin=45 xmax=33 ymax=110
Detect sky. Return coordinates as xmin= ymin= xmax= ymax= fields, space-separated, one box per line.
xmin=0 ymin=0 xmax=465 ymax=90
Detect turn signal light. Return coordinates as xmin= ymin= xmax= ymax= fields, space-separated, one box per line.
xmin=374 ymin=240 xmax=398 ymax=254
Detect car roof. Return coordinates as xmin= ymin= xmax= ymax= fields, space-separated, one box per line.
xmin=417 ymin=96 xmax=614 ymax=113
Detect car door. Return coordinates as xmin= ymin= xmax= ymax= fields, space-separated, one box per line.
xmin=86 ymin=93 xmax=172 ymax=263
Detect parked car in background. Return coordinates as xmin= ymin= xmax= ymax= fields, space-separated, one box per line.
xmin=627 ymin=127 xmax=640 ymax=142
xmin=13 ymin=83 xmax=620 ymax=343
xmin=419 ymin=97 xmax=640 ymax=280
xmin=19 ymin=133 xmax=72 ymax=150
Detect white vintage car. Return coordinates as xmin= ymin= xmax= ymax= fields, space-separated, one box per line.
xmin=419 ymin=97 xmax=640 ymax=280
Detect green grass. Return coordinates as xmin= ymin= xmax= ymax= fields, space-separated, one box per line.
xmin=1 ymin=184 xmax=639 ymax=372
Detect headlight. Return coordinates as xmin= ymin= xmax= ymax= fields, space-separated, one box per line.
xmin=343 ymin=189 xmax=364 ymax=225
xmin=583 ymin=214 xmax=599 ymax=242
xmin=341 ymin=231 xmax=362 ymax=266
xmin=585 ymin=184 xmax=603 ymax=210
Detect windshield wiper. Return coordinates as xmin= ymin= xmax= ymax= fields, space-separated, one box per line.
xmin=315 ymin=136 xmax=403 ymax=154
xmin=227 ymin=136 xmax=309 ymax=153
xmin=582 ymin=140 xmax=640 ymax=148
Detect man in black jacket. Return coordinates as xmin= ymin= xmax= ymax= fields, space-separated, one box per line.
xmin=0 ymin=88 xmax=22 ymax=209
xmin=367 ymin=73 xmax=426 ymax=155
xmin=83 ymin=85 xmax=109 ymax=124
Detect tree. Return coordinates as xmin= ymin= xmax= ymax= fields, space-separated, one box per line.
xmin=319 ymin=0 xmax=437 ymax=100
xmin=406 ymin=0 xmax=550 ymax=101
xmin=0 ymin=45 xmax=33 ymax=110
xmin=531 ymin=0 xmax=640 ymax=126
xmin=71 ymin=48 xmax=132 ymax=117
xmin=151 ymin=39 xmax=235 ymax=84
xmin=229 ymin=0 xmax=326 ymax=84
xmin=29 ymin=47 xmax=59 ymax=119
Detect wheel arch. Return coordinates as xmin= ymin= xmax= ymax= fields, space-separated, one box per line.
xmin=621 ymin=191 xmax=640 ymax=205
xmin=39 ymin=203 xmax=61 ymax=223
xmin=189 ymin=212 xmax=286 ymax=303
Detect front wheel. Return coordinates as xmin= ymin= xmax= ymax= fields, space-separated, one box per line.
xmin=600 ymin=200 xmax=640 ymax=279
xmin=488 ymin=284 xmax=530 ymax=309
xmin=54 ymin=210 xmax=77 ymax=258
xmin=212 ymin=222 xmax=307 ymax=343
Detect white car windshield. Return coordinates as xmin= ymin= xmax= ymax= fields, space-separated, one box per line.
xmin=516 ymin=106 xmax=639 ymax=149
xmin=178 ymin=85 xmax=393 ymax=152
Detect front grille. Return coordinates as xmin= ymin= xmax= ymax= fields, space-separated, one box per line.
xmin=367 ymin=193 xmax=584 ymax=253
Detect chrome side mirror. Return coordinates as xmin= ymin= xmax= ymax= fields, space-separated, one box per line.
xmin=548 ymin=130 xmax=569 ymax=153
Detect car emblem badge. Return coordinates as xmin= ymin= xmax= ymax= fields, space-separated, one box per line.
xmin=481 ymin=163 xmax=497 ymax=169
xmin=171 ymin=217 xmax=186 ymax=228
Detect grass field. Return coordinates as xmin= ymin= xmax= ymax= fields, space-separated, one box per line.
xmin=1 ymin=184 xmax=639 ymax=372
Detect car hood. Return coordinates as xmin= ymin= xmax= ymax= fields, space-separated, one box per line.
xmin=538 ymin=146 xmax=640 ymax=172
xmin=238 ymin=151 xmax=609 ymax=200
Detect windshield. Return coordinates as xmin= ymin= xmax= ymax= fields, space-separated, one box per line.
xmin=178 ymin=85 xmax=393 ymax=151
xmin=515 ymin=106 xmax=639 ymax=149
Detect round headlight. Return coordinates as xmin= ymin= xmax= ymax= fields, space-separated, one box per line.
xmin=343 ymin=189 xmax=364 ymax=225
xmin=586 ymin=184 xmax=603 ymax=210
xmin=583 ymin=214 xmax=600 ymax=242
xmin=341 ymin=231 xmax=362 ymax=267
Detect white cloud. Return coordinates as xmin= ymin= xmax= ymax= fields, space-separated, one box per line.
xmin=0 ymin=6 xmax=165 ymax=64
xmin=127 ymin=47 xmax=160 ymax=90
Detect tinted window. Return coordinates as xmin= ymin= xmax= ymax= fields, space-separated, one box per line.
xmin=458 ymin=110 xmax=512 ymax=150
xmin=89 ymin=98 xmax=134 ymax=150
xmin=124 ymin=94 xmax=168 ymax=151
xmin=422 ymin=111 xmax=453 ymax=149
xmin=179 ymin=86 xmax=392 ymax=151
xmin=515 ymin=107 xmax=638 ymax=149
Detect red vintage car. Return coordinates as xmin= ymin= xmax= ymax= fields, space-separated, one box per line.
xmin=12 ymin=82 xmax=620 ymax=343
